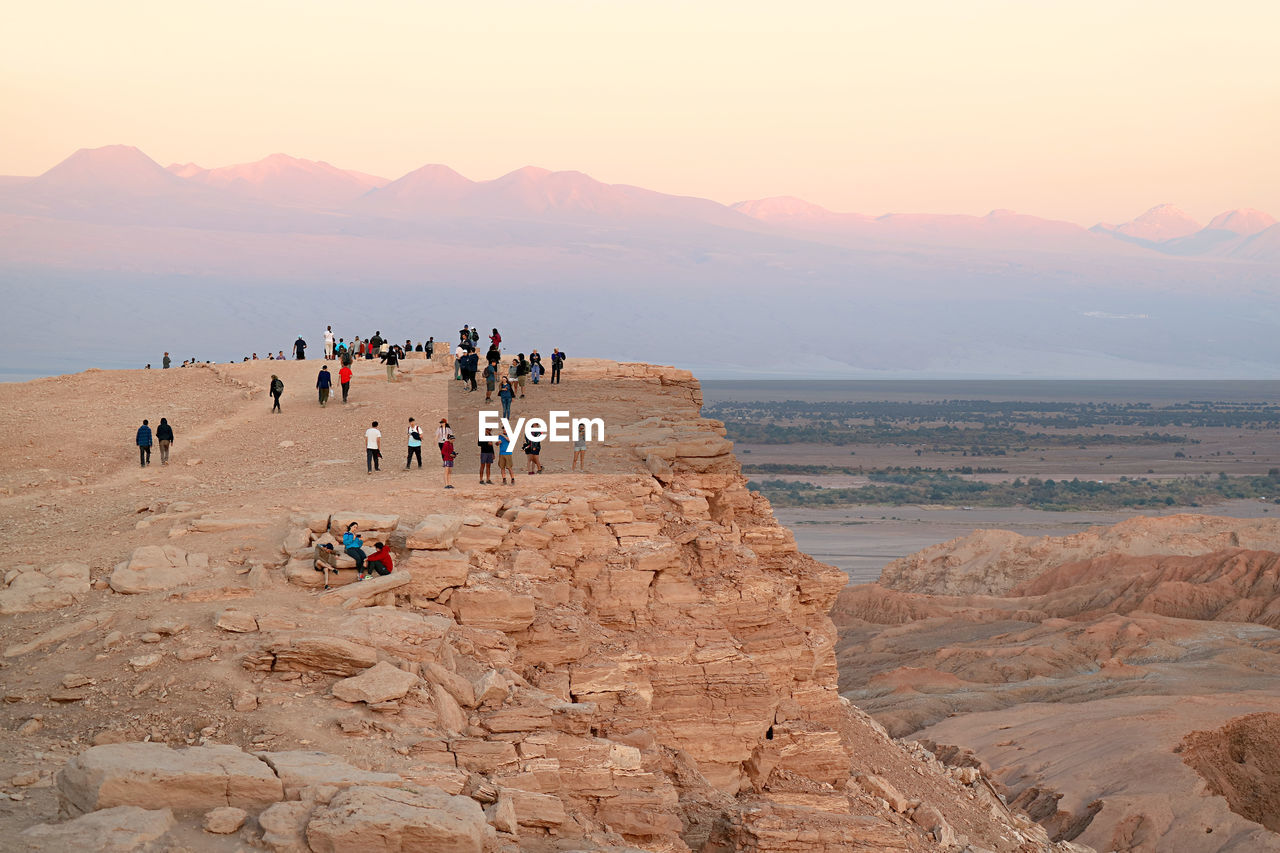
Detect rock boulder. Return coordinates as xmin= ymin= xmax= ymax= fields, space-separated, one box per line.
xmin=109 ymin=546 xmax=209 ymax=594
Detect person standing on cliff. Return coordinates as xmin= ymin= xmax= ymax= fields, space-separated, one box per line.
xmin=162 ymin=352 xmax=171 ymax=369
xmin=454 ymin=341 xmax=467 ymax=380
xmin=316 ymin=365 xmax=332 ymax=407
xmin=323 ymin=326 xmax=335 ymax=360
xmin=270 ymin=375 xmax=284 ymax=413
xmin=441 ymin=432 xmax=457 ymax=489
xmin=365 ymin=421 xmax=382 ymax=473
xmin=497 ymin=432 xmax=516 ymax=485
xmin=155 ymin=417 xmax=174 ymax=465
xmin=498 ymin=376 xmax=515 ymax=419
xmin=478 ymin=434 xmax=494 ymax=484
xmin=515 ymin=353 xmax=529 ymax=397
xmin=425 ymin=337 xmax=434 ymax=359
xmin=338 ymin=363 xmax=352 ymax=403
xmin=483 ymin=359 xmax=498 ymax=402
xmin=550 ymin=348 xmax=564 ymax=384
xmin=294 ymin=335 xmax=307 ymax=360
xmin=382 ymin=345 xmax=399 ymax=382
xmin=136 ymin=420 xmax=153 ymax=467
xmin=529 ymin=350 xmax=543 ymax=384
xmin=436 ymin=418 xmax=450 ymax=452
xmin=406 ymin=418 xmax=423 ymax=469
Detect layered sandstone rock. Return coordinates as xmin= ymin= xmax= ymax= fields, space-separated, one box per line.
xmin=108 ymin=545 xmax=209 ymax=593
xmin=838 ymin=513 xmax=1280 ymax=853
xmin=3 ymin=358 xmax=1084 ymax=853
xmin=880 ymin=514 xmax=1280 ymax=595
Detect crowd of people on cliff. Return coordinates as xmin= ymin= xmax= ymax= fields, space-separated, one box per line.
xmin=142 ymin=323 xmax=585 ymax=484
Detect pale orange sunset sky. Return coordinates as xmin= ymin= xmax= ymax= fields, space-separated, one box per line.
xmin=3 ymin=0 xmax=1277 ymax=225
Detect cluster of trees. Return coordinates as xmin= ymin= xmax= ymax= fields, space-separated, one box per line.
xmin=749 ymin=470 xmax=1280 ymax=512
xmin=707 ymin=399 xmax=1280 ymax=430
xmin=741 ymin=464 xmax=1007 ymax=476
xmin=717 ymin=420 xmax=1189 ymax=451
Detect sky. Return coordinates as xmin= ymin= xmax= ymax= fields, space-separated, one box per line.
xmin=3 ymin=0 xmax=1278 ymax=225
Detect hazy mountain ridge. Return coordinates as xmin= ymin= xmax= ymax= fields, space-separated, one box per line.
xmin=1 ymin=145 xmax=1278 ymax=379
xmin=2 ymin=145 xmax=1275 ymax=260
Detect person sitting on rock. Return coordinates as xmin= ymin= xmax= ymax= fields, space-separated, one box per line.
xmin=366 ymin=542 xmax=393 ymax=576
xmin=342 ymin=522 xmax=367 ymax=579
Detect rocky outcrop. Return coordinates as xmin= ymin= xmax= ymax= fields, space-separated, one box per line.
xmin=1 ymin=562 xmax=89 ymax=613
xmin=1181 ymin=712 xmax=1280 ymax=833
xmin=108 ymin=545 xmax=209 ymax=593
xmin=304 ymin=786 xmax=487 ymax=853
xmin=838 ymin=512 xmax=1280 ymax=853
xmin=5 ymin=358 xmax=1087 ymax=853
xmin=20 ymin=806 xmax=175 ymax=852
xmin=58 ymin=742 xmax=284 ymax=815
xmin=880 ymin=514 xmax=1280 ymax=595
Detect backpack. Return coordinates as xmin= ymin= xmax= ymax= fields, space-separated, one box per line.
xmin=271 ymin=378 xmax=284 ymax=394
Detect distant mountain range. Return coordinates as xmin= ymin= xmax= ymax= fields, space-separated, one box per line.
xmin=1 ymin=145 xmax=1275 ymax=261
xmin=1 ymin=145 xmax=1278 ymax=380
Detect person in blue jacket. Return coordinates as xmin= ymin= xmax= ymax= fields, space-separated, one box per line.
xmin=136 ymin=420 xmax=153 ymax=467
xmin=342 ymin=522 xmax=367 ymax=578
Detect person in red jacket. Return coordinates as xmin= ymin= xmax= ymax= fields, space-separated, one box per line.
xmin=441 ymin=433 xmax=457 ymax=489
xmin=366 ymin=541 xmax=393 ymax=576
xmin=338 ymin=364 xmax=353 ymax=403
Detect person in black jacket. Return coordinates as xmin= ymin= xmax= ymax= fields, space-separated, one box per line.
xmin=382 ymin=345 xmax=399 ymax=382
xmin=293 ymin=336 xmax=307 ymax=359
xmin=270 ymin=375 xmax=284 ymax=413
xmin=550 ymin=348 xmax=564 ymax=384
xmin=464 ymin=349 xmax=479 ymax=392
xmin=156 ymin=417 xmax=175 ymax=465
xmin=316 ymin=365 xmax=332 ymax=406
xmin=516 ymin=353 xmax=530 ymax=397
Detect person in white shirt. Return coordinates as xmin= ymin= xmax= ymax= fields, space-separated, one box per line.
xmin=436 ymin=419 xmax=450 ymax=451
xmin=323 ymin=326 xmax=335 ymax=360
xmin=454 ymin=343 xmax=466 ymax=380
xmin=365 ymin=421 xmax=382 ymax=473
xmin=406 ymin=418 xmax=423 ymax=469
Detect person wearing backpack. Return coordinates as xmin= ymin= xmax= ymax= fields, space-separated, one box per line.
xmin=406 ymin=418 xmax=423 ymax=469
xmin=523 ymin=437 xmax=542 ymax=474
xmin=515 ymin=354 xmax=530 ymax=397
xmin=483 ymin=361 xmax=498 ymax=402
xmin=382 ymin=345 xmax=399 ymax=382
xmin=270 ymin=375 xmax=284 ymax=413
